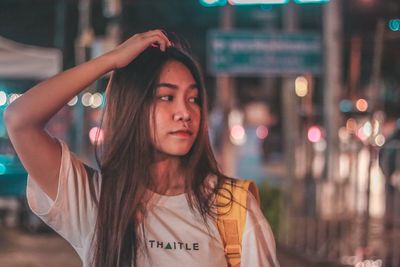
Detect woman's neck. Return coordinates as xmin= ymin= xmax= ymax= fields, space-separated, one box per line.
xmin=150 ymin=157 xmax=187 ymax=196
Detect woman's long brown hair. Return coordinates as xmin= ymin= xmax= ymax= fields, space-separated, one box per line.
xmin=90 ymin=45 xmax=230 ymax=266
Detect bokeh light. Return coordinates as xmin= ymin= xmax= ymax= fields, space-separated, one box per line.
xmin=228 ymin=109 xmax=244 ymax=128
xmin=199 ymin=0 xmax=226 ymax=7
xmin=357 ymin=127 xmax=368 ymax=141
xmin=355 ymin=98 xmax=368 ymax=112
xmin=89 ymin=127 xmax=104 ymax=145
xmin=295 ymin=76 xmax=308 ymax=97
xmin=308 ymin=126 xmax=323 ymax=143
xmin=362 ymin=121 xmax=373 ymax=137
xmin=339 ymin=99 xmax=352 ymax=113
xmin=0 ymin=91 xmax=7 ymax=106
xmin=230 ymin=124 xmax=246 ymax=145
xmin=388 ymin=19 xmax=400 ymax=31
xmin=346 ymin=118 xmax=357 ymax=133
xmin=374 ymin=134 xmax=385 ymax=147
xmin=0 ymin=163 xmax=6 ymax=175
xmin=82 ymin=92 xmax=93 ymax=107
xmin=256 ymin=125 xmax=269 ymax=139
xmin=90 ymin=93 xmax=103 ymax=108
xmin=67 ymin=96 xmax=78 ymax=106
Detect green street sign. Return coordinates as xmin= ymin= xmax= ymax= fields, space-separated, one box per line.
xmin=207 ymin=30 xmax=322 ymax=76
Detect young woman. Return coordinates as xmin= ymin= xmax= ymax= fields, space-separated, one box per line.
xmin=5 ymin=30 xmax=280 ymax=267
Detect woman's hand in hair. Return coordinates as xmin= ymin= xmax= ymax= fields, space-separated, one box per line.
xmin=106 ymin=30 xmax=172 ymax=70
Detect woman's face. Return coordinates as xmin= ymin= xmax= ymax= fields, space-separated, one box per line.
xmin=149 ymin=60 xmax=201 ymax=157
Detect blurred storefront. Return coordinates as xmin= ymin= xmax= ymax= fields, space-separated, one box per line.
xmin=0 ymin=36 xmax=63 ymax=227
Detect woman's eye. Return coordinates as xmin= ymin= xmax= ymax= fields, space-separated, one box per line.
xmin=159 ymin=95 xmax=173 ymax=101
xmin=189 ymin=96 xmax=200 ymax=104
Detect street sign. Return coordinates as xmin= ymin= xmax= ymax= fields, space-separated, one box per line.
xmin=207 ymin=30 xmax=322 ymax=76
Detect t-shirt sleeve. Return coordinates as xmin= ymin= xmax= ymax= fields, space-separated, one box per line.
xmin=241 ymin=193 xmax=281 ymax=267
xmin=26 ymin=138 xmax=100 ymax=249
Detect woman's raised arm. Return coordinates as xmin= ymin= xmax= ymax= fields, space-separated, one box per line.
xmin=4 ymin=30 xmax=171 ymax=200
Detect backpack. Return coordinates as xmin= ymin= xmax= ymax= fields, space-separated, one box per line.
xmin=216 ymin=179 xmax=261 ymax=267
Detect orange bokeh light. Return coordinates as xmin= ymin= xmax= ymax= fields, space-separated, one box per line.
xmin=355 ymin=99 xmax=368 ymax=112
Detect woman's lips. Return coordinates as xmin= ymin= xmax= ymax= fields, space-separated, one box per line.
xmin=170 ymin=130 xmax=193 ymax=138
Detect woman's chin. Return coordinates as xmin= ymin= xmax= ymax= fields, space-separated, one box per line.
xmin=154 ymin=147 xmax=192 ymax=158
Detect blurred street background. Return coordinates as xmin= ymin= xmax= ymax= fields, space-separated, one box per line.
xmin=0 ymin=0 xmax=400 ymax=266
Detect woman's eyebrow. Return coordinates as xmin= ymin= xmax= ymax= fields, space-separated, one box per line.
xmin=156 ymin=83 xmax=198 ymax=90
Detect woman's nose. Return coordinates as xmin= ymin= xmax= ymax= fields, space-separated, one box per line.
xmin=173 ymin=101 xmax=191 ymax=122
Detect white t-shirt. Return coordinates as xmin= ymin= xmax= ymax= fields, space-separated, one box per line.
xmin=27 ymin=139 xmax=280 ymax=267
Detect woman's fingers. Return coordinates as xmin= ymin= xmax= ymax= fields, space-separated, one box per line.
xmin=108 ymin=30 xmax=173 ymax=69
xmin=146 ymin=29 xmax=171 ymax=44
xmin=147 ymin=35 xmax=168 ymax=51
xmin=143 ymin=30 xmax=172 ymax=51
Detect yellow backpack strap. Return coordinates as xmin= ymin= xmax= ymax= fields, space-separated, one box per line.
xmin=216 ymin=179 xmax=260 ymax=267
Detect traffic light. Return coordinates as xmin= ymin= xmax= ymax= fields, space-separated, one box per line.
xmin=199 ymin=0 xmax=227 ymax=7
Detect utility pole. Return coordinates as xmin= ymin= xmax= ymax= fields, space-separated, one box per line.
xmin=281 ymin=1 xmax=299 ymax=246
xmin=323 ymin=0 xmax=342 ymax=183
xmin=323 ymin=0 xmax=343 ymax=260
xmin=74 ymin=0 xmax=94 ymax=156
xmin=54 ymin=0 xmax=66 ymax=70
xmin=217 ymin=4 xmax=236 ymax=177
